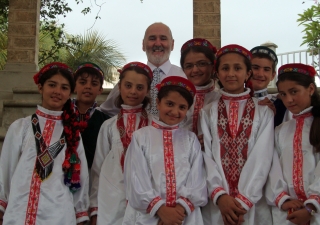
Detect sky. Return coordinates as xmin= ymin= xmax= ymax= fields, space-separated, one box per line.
xmin=58 ymin=0 xmax=318 ymax=85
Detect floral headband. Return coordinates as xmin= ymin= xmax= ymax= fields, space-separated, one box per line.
xmin=216 ymin=44 xmax=252 ymax=61
xmin=250 ymin=46 xmax=278 ymax=65
xmin=74 ymin=62 xmax=104 ymax=78
xmin=181 ymin=38 xmax=217 ymax=54
xmin=156 ymin=76 xmax=196 ymax=98
xmin=278 ymin=63 xmax=317 ymax=77
xmin=33 ymin=62 xmax=73 ymax=85
xmin=118 ymin=62 xmax=153 ymax=79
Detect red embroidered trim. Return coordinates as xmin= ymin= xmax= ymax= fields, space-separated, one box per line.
xmin=25 ymin=172 xmax=41 ymax=225
xmin=36 ymin=110 xmax=62 ymax=120
xmin=309 ymin=195 xmax=320 ymax=205
xmin=151 ymin=121 xmax=179 ymax=130
xmin=236 ymin=193 xmax=253 ymax=208
xmin=76 ymin=211 xmax=88 ymax=219
xmin=221 ymin=94 xmax=251 ymax=101
xmin=229 ymin=101 xmax=239 ymax=138
xmin=42 ymin=119 xmax=56 ymax=147
xmin=192 ymin=93 xmax=205 ymax=135
xmin=163 ymin=130 xmax=177 ymax=207
xmin=211 ymin=187 xmax=225 ymax=200
xmin=117 ymin=107 xmax=148 ymax=172
xmin=89 ymin=207 xmax=98 ymax=214
xmin=0 ymin=200 xmax=7 ymax=209
xmin=180 ymin=196 xmax=194 ymax=212
xmin=218 ymin=97 xmax=255 ymax=197
xmin=275 ymin=191 xmax=289 ymax=207
xmin=147 ymin=196 xmax=161 ymax=213
xmin=292 ymin=115 xmax=311 ymax=202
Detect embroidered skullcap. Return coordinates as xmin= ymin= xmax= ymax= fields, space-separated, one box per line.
xmin=216 ymin=44 xmax=252 ymax=61
xmin=74 ymin=62 xmax=104 ymax=78
xmin=118 ymin=62 xmax=153 ymax=80
xmin=33 ymin=62 xmax=73 ymax=85
xmin=181 ymin=38 xmax=217 ymax=54
xmin=156 ymin=76 xmax=196 ymax=98
xmin=250 ymin=46 xmax=278 ymax=65
xmin=278 ymin=63 xmax=317 ymax=77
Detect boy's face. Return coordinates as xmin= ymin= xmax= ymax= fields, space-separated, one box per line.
xmin=250 ymin=57 xmax=276 ymax=91
xmin=75 ymin=73 xmax=103 ymax=105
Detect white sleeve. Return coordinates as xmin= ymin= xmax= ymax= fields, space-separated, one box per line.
xmin=0 ymin=119 xmax=27 ymax=213
xmin=89 ymin=119 xmax=113 ymax=216
xmin=73 ymin=136 xmax=90 ymax=223
xmin=176 ymin=135 xmax=208 ymax=215
xmin=199 ymin=108 xmax=227 ymax=205
xmin=124 ymin=133 xmax=165 ymax=217
xmin=305 ymin=158 xmax=320 ymax=212
xmin=236 ymin=108 xmax=274 ymax=210
xmin=265 ymin=150 xmax=291 ymax=209
xmin=98 ymin=83 xmax=121 ymax=117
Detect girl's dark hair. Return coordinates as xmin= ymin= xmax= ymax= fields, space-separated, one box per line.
xmin=74 ymin=67 xmax=104 ymax=88
xmin=157 ymin=85 xmax=194 ymax=109
xmin=180 ymin=46 xmax=216 ymax=68
xmin=115 ymin=66 xmax=152 ymax=108
xmin=38 ymin=67 xmax=75 ymax=93
xmin=215 ymin=52 xmax=252 ymax=90
xmin=277 ymin=72 xmax=320 ymax=152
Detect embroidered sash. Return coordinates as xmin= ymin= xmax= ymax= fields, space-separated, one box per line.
xmin=152 ymin=121 xmax=179 ymax=206
xmin=192 ymin=85 xmax=215 ymax=135
xmin=292 ymin=112 xmax=313 ymax=202
xmin=218 ymin=96 xmax=255 ymax=197
xmin=31 ymin=114 xmax=66 ymax=180
xmin=117 ymin=108 xmax=148 ymax=172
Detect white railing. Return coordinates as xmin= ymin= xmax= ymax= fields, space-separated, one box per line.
xmin=268 ymin=48 xmax=320 ymax=88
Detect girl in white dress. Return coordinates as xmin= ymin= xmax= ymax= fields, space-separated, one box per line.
xmin=0 ymin=62 xmax=90 ymax=225
xmin=123 ymin=76 xmax=208 ymax=225
xmin=266 ymin=63 xmax=320 ymax=225
xmin=200 ymin=44 xmax=275 ymax=225
xmin=89 ymin=62 xmax=153 ymax=225
xmin=179 ymin=38 xmax=220 ymax=135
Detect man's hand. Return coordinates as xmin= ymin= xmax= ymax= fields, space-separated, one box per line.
xmin=281 ymin=199 xmax=304 ymax=211
xmin=287 ymin=208 xmax=311 ymax=225
xmin=156 ymin=205 xmax=185 ymax=225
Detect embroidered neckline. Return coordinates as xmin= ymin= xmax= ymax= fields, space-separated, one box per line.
xmin=221 ymin=94 xmax=251 ymax=101
xmin=293 ymin=112 xmax=313 ymax=119
xmin=122 ymin=108 xmax=143 ymax=114
xmin=36 ymin=110 xmax=62 ymax=120
xmin=196 ymin=85 xmax=215 ymax=94
xmin=117 ymin=107 xmax=148 ymax=172
xmin=253 ymin=90 xmax=268 ymax=98
xmin=152 ymin=120 xmax=179 ymax=130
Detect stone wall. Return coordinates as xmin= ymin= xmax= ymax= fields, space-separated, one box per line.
xmin=193 ymin=0 xmax=221 ymax=48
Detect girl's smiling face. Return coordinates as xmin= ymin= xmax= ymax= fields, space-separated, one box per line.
xmin=156 ymin=91 xmax=189 ymax=125
xmin=217 ymin=53 xmax=251 ymax=94
xmin=277 ymin=80 xmax=314 ymax=114
xmin=38 ymin=73 xmax=72 ymax=111
xmin=119 ymin=70 xmax=150 ymax=106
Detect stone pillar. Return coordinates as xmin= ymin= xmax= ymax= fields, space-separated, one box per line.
xmin=193 ymin=0 xmax=221 ymax=49
xmin=0 ymin=0 xmax=40 ymax=99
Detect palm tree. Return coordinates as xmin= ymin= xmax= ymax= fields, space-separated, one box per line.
xmin=0 ymin=30 xmax=7 ymax=70
xmin=64 ymin=30 xmax=126 ymax=83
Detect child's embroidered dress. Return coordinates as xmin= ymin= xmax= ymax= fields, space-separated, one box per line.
xmin=0 ymin=106 xmax=89 ymax=224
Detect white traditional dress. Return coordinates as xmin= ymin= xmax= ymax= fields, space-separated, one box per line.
xmin=90 ymin=104 xmax=152 ymax=225
xmin=180 ymin=79 xmax=220 ymax=135
xmin=122 ymin=118 xmax=208 ymax=225
xmin=266 ymin=107 xmax=320 ymax=224
xmin=0 ymin=105 xmax=89 ymax=225
xmin=200 ymin=88 xmax=274 ymax=225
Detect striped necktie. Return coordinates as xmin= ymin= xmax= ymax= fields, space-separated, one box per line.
xmin=150 ymin=68 xmax=161 ymax=115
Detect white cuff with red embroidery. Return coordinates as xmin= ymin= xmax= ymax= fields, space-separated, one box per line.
xmin=146 ymin=196 xmax=165 ymax=217
xmin=211 ymin=187 xmax=227 ymax=205
xmin=0 ymin=200 xmax=7 ymax=213
xmin=275 ymin=192 xmax=291 ymax=209
xmin=176 ymin=197 xmax=194 ymax=215
xmin=305 ymin=195 xmax=320 ymax=213
xmin=76 ymin=211 xmax=89 ymax=223
xmin=89 ymin=207 xmax=98 ymax=217
xmin=235 ymin=193 xmax=253 ymax=210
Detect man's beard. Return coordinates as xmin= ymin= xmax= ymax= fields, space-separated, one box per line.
xmin=146 ymin=46 xmax=170 ymax=66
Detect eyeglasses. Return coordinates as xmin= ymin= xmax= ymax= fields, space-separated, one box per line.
xmin=183 ymin=61 xmax=212 ymax=70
